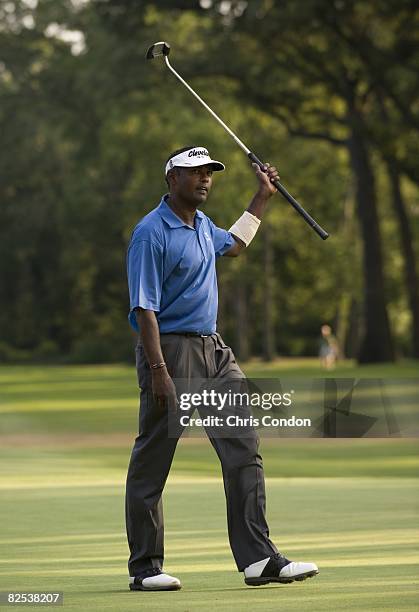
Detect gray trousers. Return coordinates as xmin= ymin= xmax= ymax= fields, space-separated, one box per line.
xmin=125 ymin=333 xmax=278 ymax=576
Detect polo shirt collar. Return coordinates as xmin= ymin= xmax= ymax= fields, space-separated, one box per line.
xmin=158 ymin=195 xmax=204 ymax=229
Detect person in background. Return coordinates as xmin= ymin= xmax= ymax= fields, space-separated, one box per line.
xmin=319 ymin=324 xmax=339 ymax=370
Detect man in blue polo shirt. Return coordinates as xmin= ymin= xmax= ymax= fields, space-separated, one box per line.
xmin=125 ymin=146 xmax=318 ymax=591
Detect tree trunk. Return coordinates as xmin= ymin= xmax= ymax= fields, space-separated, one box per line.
xmin=262 ymin=225 xmax=276 ymax=361
xmin=387 ymin=164 xmax=419 ymax=357
xmin=217 ymin=274 xmax=226 ymax=338
xmin=235 ymin=280 xmax=250 ymax=361
xmin=347 ymin=114 xmax=394 ymax=362
xmin=345 ymin=298 xmax=362 ymax=359
xmin=335 ymin=179 xmax=357 ymax=359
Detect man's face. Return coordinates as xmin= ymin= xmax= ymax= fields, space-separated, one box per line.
xmin=169 ymin=165 xmax=214 ymax=206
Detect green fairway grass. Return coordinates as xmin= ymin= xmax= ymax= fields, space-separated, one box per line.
xmin=0 ymin=473 xmax=418 ymax=611
xmin=243 ymin=357 xmax=419 ymax=378
xmin=1 ymin=360 xmax=418 ymax=436
xmin=0 ymin=362 xmax=418 ymax=610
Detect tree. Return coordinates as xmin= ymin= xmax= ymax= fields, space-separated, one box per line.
xmin=193 ymin=0 xmax=419 ymax=361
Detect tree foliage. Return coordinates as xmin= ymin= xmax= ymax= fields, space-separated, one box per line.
xmin=0 ymin=0 xmax=418 ymax=363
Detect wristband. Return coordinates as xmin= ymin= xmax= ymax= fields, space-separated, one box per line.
xmin=150 ymin=362 xmax=166 ymax=370
xmin=228 ymin=210 xmax=261 ymax=247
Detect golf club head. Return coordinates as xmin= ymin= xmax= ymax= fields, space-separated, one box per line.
xmin=146 ymin=41 xmax=171 ymax=60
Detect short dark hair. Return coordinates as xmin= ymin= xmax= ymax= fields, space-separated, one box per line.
xmin=165 ymin=145 xmax=200 ymax=188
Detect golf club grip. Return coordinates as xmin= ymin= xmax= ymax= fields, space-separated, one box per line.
xmin=248 ymin=152 xmax=329 ymax=240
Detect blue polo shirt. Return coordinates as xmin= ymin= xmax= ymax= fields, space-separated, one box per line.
xmin=127 ymin=196 xmax=235 ymax=334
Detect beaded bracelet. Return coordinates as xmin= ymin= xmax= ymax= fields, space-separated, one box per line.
xmin=150 ymin=362 xmax=166 ymax=370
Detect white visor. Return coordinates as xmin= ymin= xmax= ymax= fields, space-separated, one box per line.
xmin=165 ymin=147 xmax=225 ymax=176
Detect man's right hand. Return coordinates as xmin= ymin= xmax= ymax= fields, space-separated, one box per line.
xmin=151 ymin=367 xmax=178 ymax=413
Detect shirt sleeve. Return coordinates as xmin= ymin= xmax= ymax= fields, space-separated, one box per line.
xmin=127 ymin=238 xmax=164 ymax=330
xmin=207 ymin=218 xmax=236 ymax=258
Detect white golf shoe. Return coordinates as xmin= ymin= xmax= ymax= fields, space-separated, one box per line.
xmin=244 ymin=554 xmax=319 ymax=586
xmin=129 ymin=568 xmax=181 ymax=591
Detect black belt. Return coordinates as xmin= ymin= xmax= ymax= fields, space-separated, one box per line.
xmin=161 ymin=332 xmax=212 ymax=337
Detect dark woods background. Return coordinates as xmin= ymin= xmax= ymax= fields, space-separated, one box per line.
xmin=1 ymin=0 xmax=418 ymax=364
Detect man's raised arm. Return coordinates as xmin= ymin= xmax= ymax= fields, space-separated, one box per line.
xmin=225 ymin=162 xmax=279 ymax=257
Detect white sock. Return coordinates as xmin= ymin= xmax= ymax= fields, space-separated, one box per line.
xmin=244 ymin=557 xmax=270 ymax=577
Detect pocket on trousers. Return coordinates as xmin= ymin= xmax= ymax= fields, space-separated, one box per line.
xmin=214 ymin=335 xmax=245 ymax=378
xmin=215 ymin=333 xmax=229 ymax=349
xmin=159 ymin=336 xmax=185 ymax=378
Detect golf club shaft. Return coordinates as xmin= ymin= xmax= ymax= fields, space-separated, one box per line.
xmin=248 ymin=152 xmax=329 ymax=240
xmin=165 ymin=56 xmax=329 ymax=240
xmin=165 ymin=57 xmax=249 ymax=153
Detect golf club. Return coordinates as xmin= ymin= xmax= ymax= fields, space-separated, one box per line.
xmin=146 ymin=41 xmax=329 ymax=240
